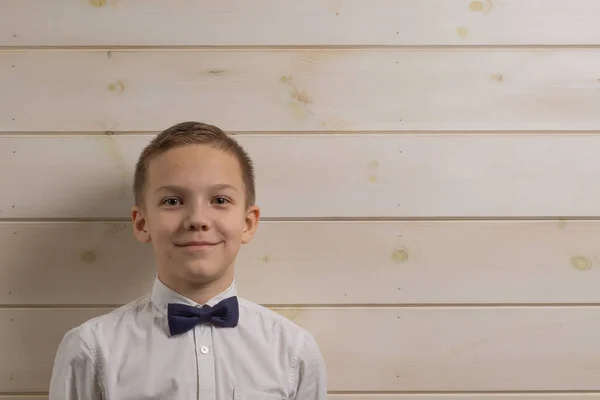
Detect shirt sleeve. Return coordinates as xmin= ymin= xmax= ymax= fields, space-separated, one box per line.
xmin=291 ymin=331 xmax=328 ymax=400
xmin=48 ymin=327 xmax=103 ymax=400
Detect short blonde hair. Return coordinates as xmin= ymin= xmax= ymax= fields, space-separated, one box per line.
xmin=133 ymin=121 xmax=255 ymax=208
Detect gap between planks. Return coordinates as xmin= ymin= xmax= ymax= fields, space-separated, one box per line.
xmin=3 ymin=390 xmax=600 ymax=396
xmin=3 ymin=304 xmax=600 ymax=310
xmin=2 ymin=217 xmax=600 ymax=223
xmin=5 ymin=44 xmax=600 ymax=51
xmin=327 ymin=391 xmax=600 ymax=394
xmin=3 ymin=130 xmax=600 ymax=137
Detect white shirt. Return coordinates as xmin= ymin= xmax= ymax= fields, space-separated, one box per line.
xmin=48 ymin=277 xmax=327 ymax=400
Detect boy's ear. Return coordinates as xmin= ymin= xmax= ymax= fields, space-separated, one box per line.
xmin=241 ymin=205 xmax=260 ymax=244
xmin=132 ymin=205 xmax=151 ymax=243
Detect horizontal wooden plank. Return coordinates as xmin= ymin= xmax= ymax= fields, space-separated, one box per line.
xmin=2 ymin=134 xmax=600 ymax=219
xmin=2 ymin=0 xmax=600 ymax=46
xmin=327 ymin=397 xmax=600 ymax=400
xmin=329 ymin=397 xmax=600 ymax=400
xmin=2 ymin=50 xmax=600 ymax=132
xmin=3 ymin=396 xmax=600 ymax=400
xmin=3 ymin=307 xmax=600 ymax=392
xmin=4 ymin=396 xmax=600 ymax=400
xmin=0 ymin=398 xmax=45 ymax=400
xmin=2 ymin=220 xmax=600 ymax=305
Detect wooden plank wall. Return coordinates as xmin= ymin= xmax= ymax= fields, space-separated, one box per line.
xmin=2 ymin=0 xmax=600 ymax=398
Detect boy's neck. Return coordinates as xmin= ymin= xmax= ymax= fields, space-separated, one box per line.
xmin=158 ymin=274 xmax=234 ymax=305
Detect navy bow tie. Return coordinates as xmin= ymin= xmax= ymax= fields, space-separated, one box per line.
xmin=167 ymin=296 xmax=239 ymax=336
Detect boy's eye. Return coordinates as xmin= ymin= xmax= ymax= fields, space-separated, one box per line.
xmin=213 ymin=197 xmax=230 ymax=205
xmin=162 ymin=198 xmax=181 ymax=207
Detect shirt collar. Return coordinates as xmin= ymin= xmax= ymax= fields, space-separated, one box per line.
xmin=151 ymin=276 xmax=238 ymax=316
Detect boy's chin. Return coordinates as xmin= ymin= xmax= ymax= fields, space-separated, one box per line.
xmin=177 ymin=261 xmax=231 ymax=284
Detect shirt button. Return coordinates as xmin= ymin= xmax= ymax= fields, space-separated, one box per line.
xmin=200 ymin=346 xmax=209 ymax=354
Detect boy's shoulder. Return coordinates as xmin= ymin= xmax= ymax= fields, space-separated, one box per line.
xmin=238 ymin=296 xmax=300 ymax=327
xmin=88 ymin=295 xmax=151 ymax=325
xmin=61 ymin=295 xmax=152 ymax=345
xmin=236 ymin=296 xmax=319 ymax=348
xmin=236 ymin=296 xmax=323 ymax=363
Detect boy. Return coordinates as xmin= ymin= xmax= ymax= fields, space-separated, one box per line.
xmin=48 ymin=121 xmax=327 ymax=399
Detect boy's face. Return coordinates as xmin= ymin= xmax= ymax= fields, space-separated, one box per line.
xmin=131 ymin=144 xmax=260 ymax=294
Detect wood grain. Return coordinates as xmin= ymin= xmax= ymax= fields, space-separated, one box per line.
xmin=0 ymin=398 xmax=46 ymax=400
xmin=2 ymin=220 xmax=600 ymax=305
xmin=329 ymin=397 xmax=600 ymax=400
xmin=3 ymin=307 xmax=600 ymax=392
xmin=328 ymin=397 xmax=600 ymax=400
xmin=2 ymin=0 xmax=600 ymax=46
xmin=3 ymin=395 xmax=600 ymax=400
xmin=3 ymin=396 xmax=600 ymax=400
xmin=3 ymin=50 xmax=600 ymax=132
xmin=2 ymin=134 xmax=600 ymax=219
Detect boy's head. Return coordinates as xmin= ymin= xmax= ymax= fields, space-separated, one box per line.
xmin=131 ymin=121 xmax=260 ymax=296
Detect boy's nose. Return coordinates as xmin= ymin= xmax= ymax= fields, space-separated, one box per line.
xmin=183 ymin=205 xmax=210 ymax=231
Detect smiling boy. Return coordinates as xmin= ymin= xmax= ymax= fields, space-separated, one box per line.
xmin=48 ymin=121 xmax=327 ymax=399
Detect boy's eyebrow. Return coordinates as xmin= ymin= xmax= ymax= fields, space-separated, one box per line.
xmin=153 ymin=183 xmax=239 ymax=194
xmin=211 ymin=183 xmax=239 ymax=192
xmin=154 ymin=185 xmax=187 ymax=194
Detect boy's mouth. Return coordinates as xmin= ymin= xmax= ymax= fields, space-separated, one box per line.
xmin=175 ymin=240 xmax=221 ymax=251
xmin=179 ymin=240 xmax=218 ymax=246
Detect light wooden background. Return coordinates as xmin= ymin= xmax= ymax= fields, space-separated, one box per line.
xmin=2 ymin=0 xmax=600 ymax=399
